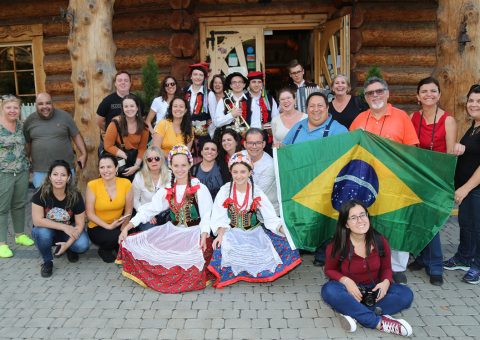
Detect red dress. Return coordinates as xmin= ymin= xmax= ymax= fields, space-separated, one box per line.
xmin=117 ymin=182 xmax=215 ymax=293
xmin=411 ymin=111 xmax=449 ymax=152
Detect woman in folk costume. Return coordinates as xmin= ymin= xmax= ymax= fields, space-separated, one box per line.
xmin=116 ymin=145 xmax=215 ymax=293
xmin=208 ymin=151 xmax=301 ymax=288
xmin=184 ymin=62 xmax=212 ymax=162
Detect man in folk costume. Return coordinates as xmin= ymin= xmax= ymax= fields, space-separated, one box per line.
xmin=286 ymin=59 xmax=319 ymax=114
xmin=184 ymin=62 xmax=212 ymax=161
xmin=213 ymin=72 xmax=249 ymax=141
xmin=246 ymin=71 xmax=279 ymax=156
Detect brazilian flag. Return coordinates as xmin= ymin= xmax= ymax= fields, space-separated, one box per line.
xmin=274 ymin=130 xmax=456 ymax=255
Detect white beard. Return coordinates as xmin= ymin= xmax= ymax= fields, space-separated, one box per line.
xmin=370 ymin=101 xmax=385 ymax=110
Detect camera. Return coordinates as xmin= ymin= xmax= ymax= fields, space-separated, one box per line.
xmin=359 ymin=287 xmax=379 ymax=307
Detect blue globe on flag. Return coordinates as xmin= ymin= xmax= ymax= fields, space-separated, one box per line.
xmin=331 ymin=159 xmax=379 ymax=211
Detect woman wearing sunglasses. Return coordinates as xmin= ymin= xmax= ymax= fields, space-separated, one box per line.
xmin=146 ymin=76 xmax=179 ymax=135
xmin=131 ymin=146 xmax=170 ymax=231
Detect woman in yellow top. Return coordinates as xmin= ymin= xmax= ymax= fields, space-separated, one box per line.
xmin=86 ymin=154 xmax=133 ymax=263
xmin=152 ymin=97 xmax=194 ymax=155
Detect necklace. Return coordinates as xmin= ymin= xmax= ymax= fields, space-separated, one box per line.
xmin=417 ymin=105 xmax=439 ymax=150
xmin=364 ymin=112 xmax=387 ymax=137
xmin=233 ymin=183 xmax=250 ymax=211
xmin=470 ymin=125 xmax=480 ymax=136
xmin=171 ymin=183 xmax=189 ymax=211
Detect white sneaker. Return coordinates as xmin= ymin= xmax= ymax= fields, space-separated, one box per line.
xmin=379 ymin=315 xmax=413 ymax=337
xmin=338 ymin=313 xmax=357 ymax=332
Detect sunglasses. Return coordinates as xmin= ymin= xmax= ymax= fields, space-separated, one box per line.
xmin=147 ymin=156 xmax=161 ymax=163
xmin=365 ymin=88 xmax=387 ymax=98
xmin=165 ymin=82 xmax=176 ymax=88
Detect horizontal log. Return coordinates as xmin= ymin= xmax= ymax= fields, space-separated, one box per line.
xmin=353 ymin=47 xmax=437 ymax=67
xmin=171 ymin=59 xmax=194 ymax=83
xmin=0 ymin=0 xmax=67 ymax=20
xmin=354 ymin=66 xmax=433 ymax=86
xmin=43 ymin=11 xmax=172 ymax=37
xmin=115 ymin=0 xmax=170 ymax=12
xmin=360 ymin=3 xmax=437 ymax=23
xmin=46 ymin=75 xmax=73 ymax=95
xmin=350 ymin=28 xmax=363 ymax=54
xmin=170 ymin=10 xmax=195 ymax=31
xmin=44 ymin=47 xmax=175 ymax=75
xmin=361 ymin=23 xmax=437 ymax=47
xmin=169 ymin=0 xmax=193 ymax=10
xmin=44 ymin=37 xmax=69 ymax=55
xmin=114 ymin=31 xmax=171 ymax=50
xmin=195 ymin=2 xmax=335 ymax=17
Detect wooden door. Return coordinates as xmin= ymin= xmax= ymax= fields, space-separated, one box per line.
xmin=314 ymin=15 xmax=350 ymax=88
xmin=202 ymin=26 xmax=265 ymax=79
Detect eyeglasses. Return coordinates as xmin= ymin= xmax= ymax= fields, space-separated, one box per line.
xmin=245 ymin=141 xmax=264 ymax=147
xmin=146 ymin=156 xmax=161 ymax=163
xmin=365 ymin=88 xmax=387 ymax=98
xmin=290 ymin=70 xmax=303 ymax=76
xmin=348 ymin=212 xmax=368 ymax=223
xmin=1 ymin=94 xmax=17 ymax=100
xmin=165 ymin=82 xmax=176 ymax=88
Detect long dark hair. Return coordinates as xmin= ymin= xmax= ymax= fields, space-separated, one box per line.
xmin=165 ymin=97 xmax=193 ymax=145
xmin=159 ymin=75 xmax=180 ymax=101
xmin=330 ymin=200 xmax=379 ymax=259
xmin=39 ymin=160 xmax=79 ymax=210
xmin=119 ymin=94 xmax=145 ymax=136
xmin=218 ymin=128 xmax=242 ymax=161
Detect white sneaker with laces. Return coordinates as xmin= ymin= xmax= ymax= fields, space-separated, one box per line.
xmin=338 ymin=313 xmax=357 ymax=332
xmin=379 ymin=315 xmax=413 ymax=337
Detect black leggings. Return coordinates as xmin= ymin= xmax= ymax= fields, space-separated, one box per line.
xmin=87 ymin=227 xmax=120 ymax=251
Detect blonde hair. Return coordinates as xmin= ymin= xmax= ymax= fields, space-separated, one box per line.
xmin=331 ymin=74 xmax=351 ymax=94
xmin=0 ymin=95 xmax=21 ymax=115
xmin=139 ymin=146 xmax=169 ymax=192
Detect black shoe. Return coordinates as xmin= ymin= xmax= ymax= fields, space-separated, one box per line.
xmin=430 ymin=275 xmax=444 ymax=286
xmin=408 ymin=260 xmax=423 ymax=271
xmin=66 ymin=250 xmax=79 ymax=263
xmin=313 ymin=259 xmax=325 ymax=267
xmin=392 ymin=271 xmax=408 ymax=285
xmin=41 ymin=261 xmax=53 ymax=278
xmin=98 ymin=248 xmax=116 ymax=263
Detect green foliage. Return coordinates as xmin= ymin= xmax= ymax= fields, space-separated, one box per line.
xmin=358 ymin=66 xmax=383 ymax=103
xmin=137 ymin=55 xmax=159 ymax=113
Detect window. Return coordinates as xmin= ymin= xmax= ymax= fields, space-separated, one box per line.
xmin=0 ymin=44 xmax=36 ymax=104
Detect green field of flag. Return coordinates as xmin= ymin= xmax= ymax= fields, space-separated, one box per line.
xmin=275 ymin=130 xmax=456 ymax=255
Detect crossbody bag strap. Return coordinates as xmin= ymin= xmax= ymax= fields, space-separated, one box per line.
xmin=112 ymin=119 xmax=126 ymax=149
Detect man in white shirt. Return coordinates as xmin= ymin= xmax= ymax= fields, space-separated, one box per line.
xmin=244 ymin=128 xmax=279 ymax=215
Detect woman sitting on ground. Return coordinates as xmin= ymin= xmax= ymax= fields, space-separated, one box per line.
xmin=117 ymin=145 xmax=214 ymax=293
xmin=321 ymin=200 xmax=413 ymax=337
xmin=86 ymin=154 xmax=133 ymax=263
xmin=31 ymin=160 xmax=90 ymax=277
xmin=132 ymin=146 xmax=170 ymax=231
xmin=208 ymin=151 xmax=301 ymax=288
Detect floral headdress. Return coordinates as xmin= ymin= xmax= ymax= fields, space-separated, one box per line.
xmin=228 ymin=150 xmax=253 ymax=170
xmin=167 ymin=144 xmax=193 ymax=168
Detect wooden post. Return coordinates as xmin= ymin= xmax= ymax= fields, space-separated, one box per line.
xmin=434 ymin=0 xmax=480 ymax=137
xmin=67 ymin=0 xmax=117 ymax=189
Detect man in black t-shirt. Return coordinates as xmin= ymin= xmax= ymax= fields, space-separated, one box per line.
xmin=96 ymin=70 xmax=145 ymax=133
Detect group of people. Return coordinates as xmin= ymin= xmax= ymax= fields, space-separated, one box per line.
xmin=1 ymin=57 xmax=479 ymax=337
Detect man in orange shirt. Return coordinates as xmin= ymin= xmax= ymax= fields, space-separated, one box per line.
xmin=350 ymin=77 xmax=419 ymax=285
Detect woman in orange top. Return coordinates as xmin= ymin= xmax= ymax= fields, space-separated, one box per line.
xmin=104 ymin=94 xmax=149 ymax=180
xmin=86 ymin=154 xmax=133 ymax=263
xmin=152 ymin=97 xmax=194 ymax=156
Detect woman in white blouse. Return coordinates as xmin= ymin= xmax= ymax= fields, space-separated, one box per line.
xmin=271 ymin=88 xmax=307 ymax=147
xmin=131 ymin=146 xmax=169 ymax=230
xmin=146 ymin=76 xmax=179 ymax=134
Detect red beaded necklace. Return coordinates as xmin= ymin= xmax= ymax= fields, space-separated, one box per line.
xmin=233 ymin=183 xmax=250 ymax=211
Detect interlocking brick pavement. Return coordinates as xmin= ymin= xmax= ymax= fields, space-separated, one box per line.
xmin=1 ymin=197 xmax=479 ymax=339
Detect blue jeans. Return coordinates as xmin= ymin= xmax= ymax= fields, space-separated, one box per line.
xmin=321 ymin=280 xmax=413 ymax=329
xmin=32 ymin=226 xmax=90 ymax=263
xmin=415 ymin=232 xmax=444 ymax=276
xmin=33 ymin=169 xmax=76 ymax=189
xmin=455 ymin=187 xmax=480 ymax=269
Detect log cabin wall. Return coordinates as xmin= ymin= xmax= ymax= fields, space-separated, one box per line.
xmin=349 ymin=0 xmax=438 ymax=113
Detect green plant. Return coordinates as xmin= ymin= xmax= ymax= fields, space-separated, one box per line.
xmin=137 ymin=55 xmax=159 ymax=113
xmin=358 ymin=66 xmax=383 ymax=103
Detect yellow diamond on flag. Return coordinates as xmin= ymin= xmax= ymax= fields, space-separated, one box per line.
xmin=292 ymin=145 xmax=422 ymax=219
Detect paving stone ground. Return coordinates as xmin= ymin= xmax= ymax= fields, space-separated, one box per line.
xmin=1 ymin=194 xmax=479 ymax=339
